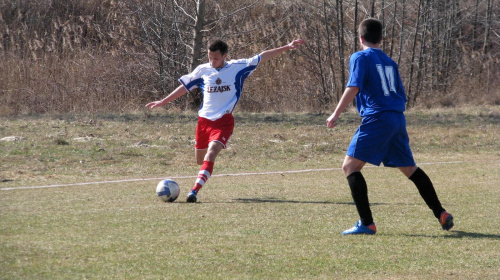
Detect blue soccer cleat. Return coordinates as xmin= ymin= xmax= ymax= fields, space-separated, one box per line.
xmin=186 ymin=190 xmax=198 ymax=203
xmin=439 ymin=211 xmax=454 ymax=231
xmin=342 ymin=220 xmax=377 ymax=235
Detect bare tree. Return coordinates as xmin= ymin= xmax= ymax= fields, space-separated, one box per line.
xmin=322 ymin=0 xmax=339 ymax=103
xmin=483 ymin=0 xmax=493 ymax=54
xmin=336 ymin=0 xmax=346 ymax=90
xmin=397 ymin=0 xmax=406 ymax=65
xmin=472 ymin=0 xmax=479 ymax=44
xmin=188 ymin=0 xmax=206 ymax=71
xmin=406 ymin=0 xmax=423 ymax=106
xmin=353 ymin=0 xmax=359 ymax=53
xmin=389 ymin=0 xmax=397 ymax=58
xmin=381 ymin=0 xmax=386 ymax=52
xmin=411 ymin=0 xmax=431 ymax=107
xmin=130 ymin=0 xmax=262 ymax=108
xmin=1 ymin=0 xmax=498 ymax=114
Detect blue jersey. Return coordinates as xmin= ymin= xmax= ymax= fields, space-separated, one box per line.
xmin=346 ymin=48 xmax=406 ymax=117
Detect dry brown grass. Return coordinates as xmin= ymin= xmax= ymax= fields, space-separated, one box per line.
xmin=0 ymin=0 xmax=498 ymax=115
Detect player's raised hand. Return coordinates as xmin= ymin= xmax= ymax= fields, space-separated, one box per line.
xmin=260 ymin=39 xmax=305 ymax=63
xmin=288 ymin=39 xmax=305 ymax=49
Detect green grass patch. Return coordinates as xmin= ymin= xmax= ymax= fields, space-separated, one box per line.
xmin=1 ymin=107 xmax=499 ymax=279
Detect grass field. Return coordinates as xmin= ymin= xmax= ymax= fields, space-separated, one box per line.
xmin=1 ymin=107 xmax=499 ymax=279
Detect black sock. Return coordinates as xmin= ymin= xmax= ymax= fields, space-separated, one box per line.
xmin=346 ymin=171 xmax=373 ymax=226
xmin=409 ymin=167 xmax=445 ymax=219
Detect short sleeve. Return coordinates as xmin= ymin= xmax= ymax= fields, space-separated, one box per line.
xmin=247 ymin=54 xmax=261 ymax=67
xmin=179 ymin=65 xmax=204 ymax=91
xmin=346 ymin=53 xmax=366 ymax=90
xmin=231 ymin=54 xmax=261 ymax=68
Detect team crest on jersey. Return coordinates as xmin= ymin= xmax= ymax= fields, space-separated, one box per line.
xmin=207 ymin=78 xmax=231 ymax=93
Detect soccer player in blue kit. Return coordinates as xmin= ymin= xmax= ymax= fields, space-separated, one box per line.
xmin=147 ymin=39 xmax=304 ymax=202
xmin=326 ymin=18 xmax=454 ymax=235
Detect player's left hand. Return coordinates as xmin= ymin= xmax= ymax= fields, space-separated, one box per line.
xmin=146 ymin=100 xmax=164 ymax=109
xmin=326 ymin=114 xmax=338 ymax=128
xmin=288 ymin=39 xmax=305 ymax=49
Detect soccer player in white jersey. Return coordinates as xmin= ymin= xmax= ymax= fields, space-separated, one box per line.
xmin=146 ymin=39 xmax=304 ymax=202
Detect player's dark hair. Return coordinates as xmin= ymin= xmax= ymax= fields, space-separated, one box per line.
xmin=208 ymin=40 xmax=228 ymax=55
xmin=358 ymin=18 xmax=383 ymax=44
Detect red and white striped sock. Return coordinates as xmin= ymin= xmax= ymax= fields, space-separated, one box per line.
xmin=192 ymin=160 xmax=214 ymax=193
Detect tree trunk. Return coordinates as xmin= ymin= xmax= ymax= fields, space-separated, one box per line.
xmin=412 ymin=0 xmax=430 ymax=107
xmin=353 ymin=0 xmax=358 ymax=54
xmin=483 ymin=0 xmax=492 ymax=54
xmin=397 ymin=0 xmax=406 ymax=65
xmin=185 ymin=0 xmax=206 ymax=109
xmin=336 ymin=0 xmax=345 ymax=91
xmin=472 ymin=0 xmax=479 ymax=44
xmin=190 ymin=0 xmax=206 ymax=72
xmin=382 ymin=0 xmax=386 ymax=52
xmin=322 ymin=0 xmax=338 ymax=103
xmin=406 ymin=0 xmax=422 ymax=106
xmin=389 ymin=0 xmax=397 ymax=58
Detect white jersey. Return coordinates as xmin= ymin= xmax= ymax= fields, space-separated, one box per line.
xmin=179 ymin=54 xmax=261 ymax=121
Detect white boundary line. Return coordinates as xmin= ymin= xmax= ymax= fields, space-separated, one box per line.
xmin=0 ymin=161 xmax=466 ymax=191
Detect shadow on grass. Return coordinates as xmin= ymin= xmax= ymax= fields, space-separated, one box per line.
xmin=230 ymin=197 xmax=388 ymax=206
xmin=403 ymin=230 xmax=500 ymax=239
xmin=445 ymin=230 xmax=500 ymax=239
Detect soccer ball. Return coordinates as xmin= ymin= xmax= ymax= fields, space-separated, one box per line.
xmin=156 ymin=179 xmax=180 ymax=202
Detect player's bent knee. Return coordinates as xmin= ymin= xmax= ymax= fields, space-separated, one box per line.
xmin=341 ymin=165 xmax=351 ymax=177
xmin=399 ymin=166 xmax=418 ymax=178
xmin=342 ymin=156 xmax=366 ymax=177
xmin=195 ymin=148 xmax=208 ymax=165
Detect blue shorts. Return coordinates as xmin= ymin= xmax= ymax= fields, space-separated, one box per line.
xmin=347 ymin=111 xmax=416 ymax=167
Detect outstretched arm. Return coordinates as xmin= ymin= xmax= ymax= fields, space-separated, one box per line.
xmin=259 ymin=39 xmax=304 ymax=63
xmin=326 ymin=86 xmax=359 ymax=128
xmin=145 ymin=85 xmax=188 ymax=109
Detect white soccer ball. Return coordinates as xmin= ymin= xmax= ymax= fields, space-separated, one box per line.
xmin=156 ymin=179 xmax=180 ymax=202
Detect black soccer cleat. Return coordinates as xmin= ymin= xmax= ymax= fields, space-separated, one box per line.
xmin=186 ymin=190 xmax=197 ymax=203
xmin=439 ymin=211 xmax=454 ymax=231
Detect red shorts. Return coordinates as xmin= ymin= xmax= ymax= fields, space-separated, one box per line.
xmin=195 ymin=114 xmax=234 ymax=150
